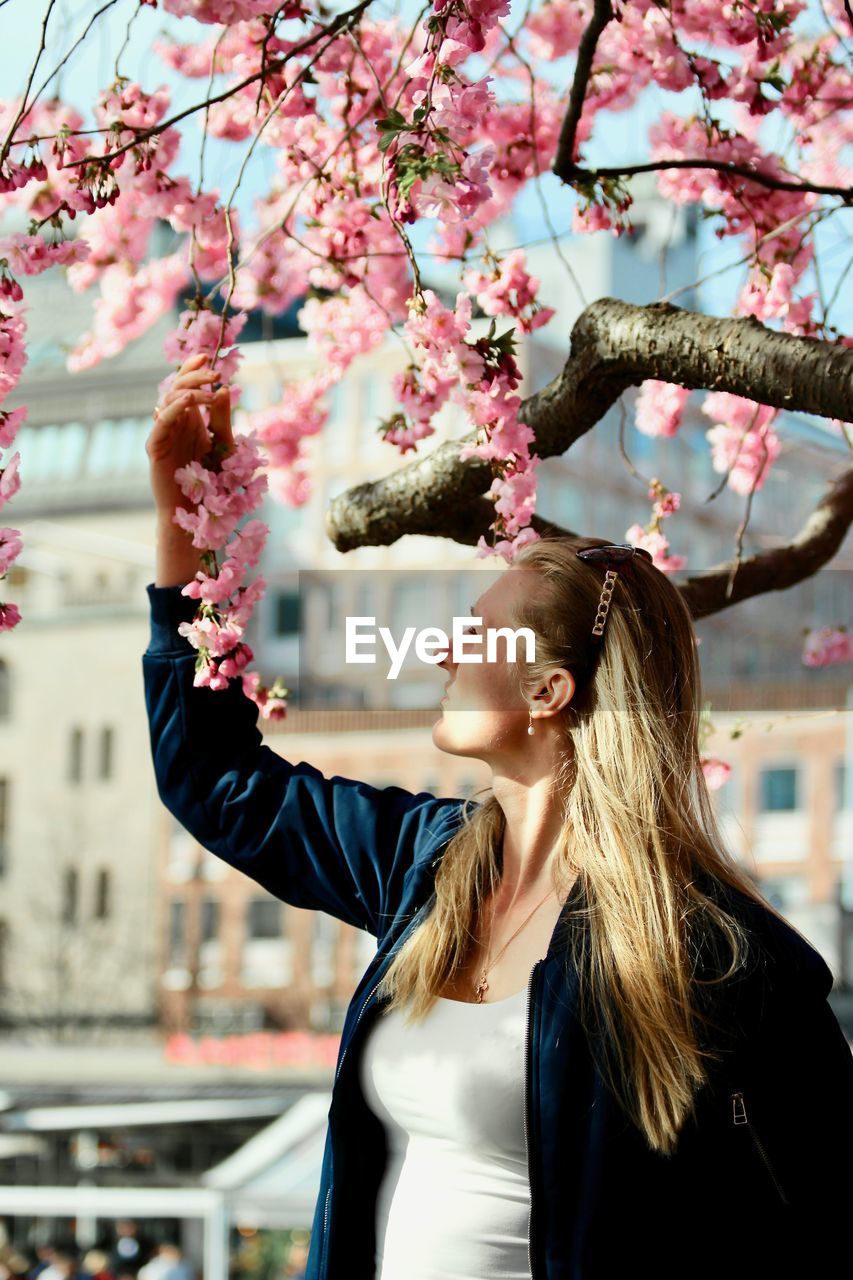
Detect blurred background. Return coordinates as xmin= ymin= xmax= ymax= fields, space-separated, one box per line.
xmin=0 ymin=1 xmax=851 ymax=1276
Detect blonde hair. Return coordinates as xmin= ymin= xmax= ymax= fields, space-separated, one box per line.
xmin=376 ymin=533 xmax=790 ymax=1155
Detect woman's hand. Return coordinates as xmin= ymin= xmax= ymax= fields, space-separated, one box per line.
xmin=145 ymin=352 xmax=235 ymax=524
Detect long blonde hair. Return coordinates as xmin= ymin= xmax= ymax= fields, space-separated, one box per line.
xmin=376 ymin=533 xmax=788 ymax=1155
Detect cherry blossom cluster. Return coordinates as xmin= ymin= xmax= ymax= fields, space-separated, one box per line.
xmin=625 ymin=477 xmax=686 ymax=573
xmin=156 ymin=309 xmax=288 ymax=717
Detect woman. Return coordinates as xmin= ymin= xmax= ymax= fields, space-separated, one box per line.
xmin=144 ymin=356 xmax=853 ymax=1279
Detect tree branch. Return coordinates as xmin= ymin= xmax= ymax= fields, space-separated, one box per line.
xmin=326 ymin=299 xmax=853 ymax=617
xmin=680 ymin=463 xmax=853 ymax=619
xmin=553 ymin=0 xmax=613 ymax=174
xmin=557 ymin=158 xmax=853 ymax=202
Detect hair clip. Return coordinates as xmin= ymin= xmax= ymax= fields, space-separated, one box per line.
xmin=576 ymin=543 xmax=652 ymax=639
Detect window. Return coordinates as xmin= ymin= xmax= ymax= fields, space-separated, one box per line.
xmin=62 ymin=867 xmax=79 ymax=925
xmin=312 ymin=912 xmax=337 ymax=987
xmin=355 ymin=578 xmax=376 ymax=619
xmin=0 ymin=778 xmax=7 ymax=877
xmin=274 ymin=590 xmax=301 ymax=638
xmin=168 ymin=900 xmax=186 ymax=965
xmin=68 ymin=727 xmax=83 ymax=783
xmin=0 ymin=918 xmax=7 ymax=992
xmin=98 ymin=726 xmax=114 ymax=779
xmin=0 ymin=659 xmax=9 ymax=719
xmin=94 ymin=869 xmax=111 ymax=920
xmin=168 ymin=814 xmax=198 ymax=882
xmin=200 ymin=898 xmax=220 ymax=944
xmin=247 ymin=896 xmax=282 ymax=940
xmin=759 ymin=766 xmax=799 ymax=812
xmin=835 ymin=761 xmax=850 ymax=812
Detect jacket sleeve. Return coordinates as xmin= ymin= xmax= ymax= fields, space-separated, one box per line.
xmin=142 ymin=582 xmax=464 ymax=936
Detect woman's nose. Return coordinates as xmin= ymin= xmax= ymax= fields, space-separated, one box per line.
xmin=437 ymin=638 xmax=456 ymax=672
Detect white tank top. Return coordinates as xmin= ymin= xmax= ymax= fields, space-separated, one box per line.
xmin=358 ymin=985 xmax=532 ymax=1280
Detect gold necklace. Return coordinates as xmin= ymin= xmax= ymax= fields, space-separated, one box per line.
xmin=474 ymin=885 xmax=556 ymax=1003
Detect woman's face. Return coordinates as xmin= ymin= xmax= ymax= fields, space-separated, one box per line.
xmin=432 ymin=567 xmax=574 ymax=764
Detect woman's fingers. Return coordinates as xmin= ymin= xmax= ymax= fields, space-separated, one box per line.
xmin=160 ymin=370 xmax=216 ymax=411
xmin=180 ymin=352 xmax=208 ymax=374
xmin=174 ymin=365 xmax=218 ymax=392
xmin=207 ymin=387 xmax=234 ymax=453
xmin=156 ymin=385 xmax=213 ymax=423
xmin=149 ymin=391 xmax=202 ymax=440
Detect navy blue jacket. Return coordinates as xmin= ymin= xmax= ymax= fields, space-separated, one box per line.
xmin=143 ymin=582 xmax=853 ymax=1280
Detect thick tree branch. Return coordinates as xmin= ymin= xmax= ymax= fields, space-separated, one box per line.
xmin=327 ymin=299 xmax=853 ymax=616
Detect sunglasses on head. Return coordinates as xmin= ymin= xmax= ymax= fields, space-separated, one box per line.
xmin=576 ymin=542 xmax=654 ymax=566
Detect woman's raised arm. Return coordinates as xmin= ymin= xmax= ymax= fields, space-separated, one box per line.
xmin=143 ymin=356 xmax=465 ymax=935
xmin=142 ymin=582 xmax=464 ymax=936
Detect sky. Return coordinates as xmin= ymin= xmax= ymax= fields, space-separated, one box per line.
xmin=1 ymin=0 xmax=850 ymax=330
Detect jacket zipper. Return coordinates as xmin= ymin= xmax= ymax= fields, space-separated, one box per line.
xmin=730 ymin=1090 xmax=789 ymax=1205
xmin=320 ymin=1185 xmax=331 ymax=1273
xmin=523 ymin=961 xmax=541 ymax=1280
xmin=334 ymin=894 xmax=435 ymax=1086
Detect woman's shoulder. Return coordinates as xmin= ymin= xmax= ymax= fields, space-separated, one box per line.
xmin=692 ymin=869 xmax=835 ymax=1013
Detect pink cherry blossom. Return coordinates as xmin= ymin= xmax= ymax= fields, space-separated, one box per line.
xmin=802 ymin=627 xmax=853 ymax=668
xmin=0 ymin=233 xmax=90 ymax=276
xmin=701 ymin=757 xmax=732 ymax=791
xmin=0 ymin=526 xmax=22 ymax=574
xmin=0 ymin=451 xmax=21 ymax=506
xmin=68 ymin=254 xmax=189 ymax=371
xmin=0 ymin=405 xmax=26 ymax=449
xmin=463 ymin=250 xmax=555 ymax=335
xmin=525 ymin=0 xmax=589 ymax=60
xmin=702 ymin=393 xmax=780 ymax=494
xmin=624 ymin=523 xmax=687 ymax=573
xmin=0 ymin=600 xmax=21 ymax=631
xmin=635 ymin=381 xmax=690 ymax=437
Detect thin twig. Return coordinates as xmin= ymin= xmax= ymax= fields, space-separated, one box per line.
xmin=0 ymin=0 xmax=60 ymax=168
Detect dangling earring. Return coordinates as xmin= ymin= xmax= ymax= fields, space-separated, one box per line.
xmin=528 ymin=705 xmax=535 ymax=735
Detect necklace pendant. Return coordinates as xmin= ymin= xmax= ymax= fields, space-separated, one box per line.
xmin=474 ymin=973 xmax=489 ymax=1003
